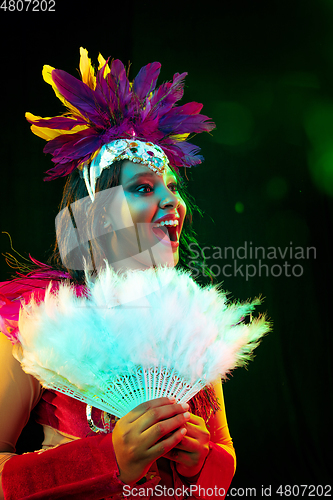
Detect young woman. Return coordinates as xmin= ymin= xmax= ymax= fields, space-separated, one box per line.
xmin=0 ymin=48 xmax=266 ymax=499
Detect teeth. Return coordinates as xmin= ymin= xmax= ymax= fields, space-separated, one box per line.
xmin=154 ymin=220 xmax=179 ymax=228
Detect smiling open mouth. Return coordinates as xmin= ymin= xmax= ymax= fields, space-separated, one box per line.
xmin=152 ymin=225 xmax=179 ymax=243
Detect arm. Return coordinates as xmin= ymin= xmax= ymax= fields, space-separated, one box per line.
xmin=0 ymin=332 xmax=43 ymax=500
xmin=2 ymin=399 xmax=190 ymax=500
xmin=0 ymin=332 xmax=127 ymax=500
xmin=206 ymin=379 xmax=236 ymax=468
xmin=165 ymin=380 xmax=236 ymax=498
xmin=188 ymin=380 xmax=236 ymax=498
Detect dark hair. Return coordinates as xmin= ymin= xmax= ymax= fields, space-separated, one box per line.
xmin=48 ymin=161 xmax=214 ymax=284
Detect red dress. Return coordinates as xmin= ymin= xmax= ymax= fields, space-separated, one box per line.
xmin=0 ymin=268 xmax=236 ymax=499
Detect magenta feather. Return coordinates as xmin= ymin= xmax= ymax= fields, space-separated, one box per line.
xmin=26 ymin=115 xmax=86 ymax=130
xmin=43 ymin=161 xmax=80 ymax=180
xmin=0 ymin=260 xmax=85 ymax=344
xmin=149 ymin=72 xmax=187 ymax=114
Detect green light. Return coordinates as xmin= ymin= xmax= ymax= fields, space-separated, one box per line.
xmin=279 ymin=71 xmax=320 ymax=89
xmin=304 ymin=101 xmax=333 ymax=148
xmin=266 ymin=177 xmax=288 ymax=200
xmin=235 ymin=202 xmax=244 ymax=213
xmin=304 ymin=100 xmax=333 ymax=196
xmin=213 ymin=102 xmax=254 ymax=146
xmin=308 ymin=148 xmax=333 ymax=196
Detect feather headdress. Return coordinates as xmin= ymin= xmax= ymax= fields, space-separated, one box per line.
xmin=26 ymin=48 xmax=215 ymax=182
xmin=14 ymin=265 xmax=270 ymax=419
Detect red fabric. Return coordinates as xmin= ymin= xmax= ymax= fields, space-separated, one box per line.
xmin=118 ymin=444 xmax=235 ymax=499
xmin=31 ymin=392 xmax=235 ymax=499
xmin=189 ymin=443 xmax=235 ymax=498
xmin=34 ymin=390 xmax=103 ymax=438
xmin=2 ymin=439 xmax=235 ymax=500
xmin=1 ymin=432 xmax=160 ymax=500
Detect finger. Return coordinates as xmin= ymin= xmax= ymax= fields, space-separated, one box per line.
xmin=184 ymin=413 xmax=203 ymax=425
xmin=169 ymin=421 xmax=200 ymax=441
xmin=163 ymin=448 xmax=194 ymax=466
xmin=136 ymin=402 xmax=190 ymax=432
xmin=142 ymin=409 xmax=191 ymax=447
xmin=147 ymin=426 xmax=188 ymax=461
xmin=180 ymin=420 xmax=210 ymax=442
xmin=166 ymin=435 xmax=199 ymax=454
xmin=125 ymin=397 xmax=179 ymax=423
xmin=179 ymin=414 xmax=208 ymax=432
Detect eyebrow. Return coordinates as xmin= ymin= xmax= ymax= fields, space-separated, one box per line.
xmin=124 ymin=171 xmax=177 ymax=184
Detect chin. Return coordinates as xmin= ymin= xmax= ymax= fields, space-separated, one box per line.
xmin=172 ymin=251 xmax=179 ymax=267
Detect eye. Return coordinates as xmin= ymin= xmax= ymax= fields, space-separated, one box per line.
xmin=136 ymin=184 xmax=153 ymax=193
xmin=168 ymin=183 xmax=179 ymax=193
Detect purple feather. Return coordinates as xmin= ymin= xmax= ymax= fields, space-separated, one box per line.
xmin=102 ymin=120 xmax=134 ymax=143
xmin=44 ymin=130 xmax=101 ymax=161
xmin=133 ymin=62 xmax=161 ymax=100
xmin=29 ymin=49 xmax=216 ymax=176
xmin=95 ymin=74 xmax=118 ymax=124
xmin=96 ymin=61 xmax=115 ymax=104
xmin=150 ymin=72 xmax=187 ymax=114
xmin=163 ymin=142 xmax=203 ymax=168
xmin=159 ymin=103 xmax=215 ymax=134
xmin=52 ymin=70 xmax=109 ymax=128
xmin=136 ymin=115 xmax=164 ymax=141
xmin=111 ymin=60 xmax=130 ymax=108
xmin=44 ymin=160 xmax=79 ymax=180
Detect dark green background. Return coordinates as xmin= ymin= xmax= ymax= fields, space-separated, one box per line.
xmin=1 ymin=0 xmax=331 ymax=496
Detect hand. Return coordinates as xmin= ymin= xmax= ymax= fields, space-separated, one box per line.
xmin=163 ymin=413 xmax=210 ymax=478
xmin=112 ymin=397 xmax=191 ymax=485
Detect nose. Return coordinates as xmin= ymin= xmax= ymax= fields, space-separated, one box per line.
xmin=158 ymin=178 xmax=181 ymax=208
xmin=158 ymin=191 xmax=180 ymax=209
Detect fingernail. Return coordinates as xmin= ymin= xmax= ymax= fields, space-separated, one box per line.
xmin=168 ymin=396 xmax=176 ymax=403
xmin=181 ymin=428 xmax=187 ymax=435
xmin=183 ymin=412 xmax=191 ymax=419
xmin=181 ymin=403 xmax=189 ymax=410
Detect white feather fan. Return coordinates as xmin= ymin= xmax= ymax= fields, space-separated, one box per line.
xmin=14 ymin=265 xmax=269 ymax=418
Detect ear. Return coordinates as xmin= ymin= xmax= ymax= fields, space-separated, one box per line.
xmin=102 ymin=207 xmax=112 ymax=229
xmin=103 ymin=216 xmax=112 ymax=229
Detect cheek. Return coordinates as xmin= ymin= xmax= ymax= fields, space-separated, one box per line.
xmin=178 ymin=200 xmax=187 ymax=231
xmin=125 ymin=196 xmax=155 ymax=224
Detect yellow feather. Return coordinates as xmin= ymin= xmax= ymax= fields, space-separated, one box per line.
xmin=41 ymin=66 xmax=88 ymax=122
xmin=26 ymin=112 xmax=87 ymax=127
xmin=42 ymin=65 xmax=63 ymax=102
xmin=26 ymin=111 xmax=89 ymax=141
xmin=89 ymin=147 xmax=101 ymax=161
xmin=77 ymin=147 xmax=102 ymax=171
xmin=42 ymin=65 xmax=71 ymax=109
xmin=98 ymin=53 xmax=110 ymax=78
xmin=30 ymin=124 xmax=89 ymax=141
xmin=30 ymin=125 xmax=64 ymax=141
xmin=79 ymin=47 xmax=96 ymax=90
xmin=169 ymin=133 xmax=190 ymax=141
xmin=26 ymin=111 xmax=77 ymax=124
xmin=25 ymin=112 xmax=45 ymax=123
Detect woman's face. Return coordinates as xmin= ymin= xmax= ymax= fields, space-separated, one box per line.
xmin=103 ymin=161 xmax=186 ymax=269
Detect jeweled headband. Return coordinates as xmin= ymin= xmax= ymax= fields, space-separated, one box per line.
xmin=26 ymin=47 xmax=215 ymax=201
